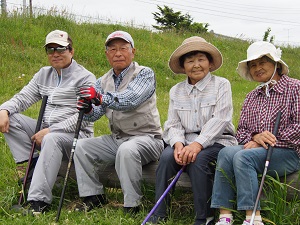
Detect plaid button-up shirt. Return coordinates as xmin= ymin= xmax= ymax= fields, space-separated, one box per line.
xmin=236 ymin=74 xmax=300 ymax=157
xmin=84 ymin=63 xmax=156 ymax=122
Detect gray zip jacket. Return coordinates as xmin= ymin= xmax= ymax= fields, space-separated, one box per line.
xmin=0 ymin=59 xmax=96 ymax=136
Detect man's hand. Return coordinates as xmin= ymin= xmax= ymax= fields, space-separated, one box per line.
xmin=252 ymin=131 xmax=276 ymax=149
xmin=76 ymin=86 xmax=102 ymax=106
xmin=0 ymin=110 xmax=9 ymax=133
xmin=77 ymin=97 xmax=93 ymax=113
xmin=31 ymin=128 xmax=50 ymax=146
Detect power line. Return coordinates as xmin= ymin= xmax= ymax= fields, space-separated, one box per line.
xmin=191 ymin=0 xmax=300 ymax=12
xmin=139 ymin=0 xmax=300 ymax=26
xmin=137 ymin=0 xmax=300 ymax=46
xmin=5 ymin=1 xmax=151 ymax=28
xmin=5 ymin=0 xmax=300 ymax=46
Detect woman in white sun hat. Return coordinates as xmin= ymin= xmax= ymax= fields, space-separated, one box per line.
xmin=211 ymin=41 xmax=300 ymax=225
xmin=148 ymin=36 xmax=237 ymax=225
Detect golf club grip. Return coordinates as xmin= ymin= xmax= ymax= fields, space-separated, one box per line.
xmin=74 ymin=109 xmax=85 ymax=139
xmin=34 ymin=95 xmax=48 ymax=133
xmin=266 ymin=111 xmax=282 ymax=161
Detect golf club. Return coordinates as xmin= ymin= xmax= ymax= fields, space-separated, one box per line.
xmin=55 ymin=109 xmax=85 ymax=222
xmin=250 ymin=111 xmax=282 ymax=225
xmin=15 ymin=95 xmax=48 ymax=207
xmin=141 ymin=165 xmax=186 ymax=225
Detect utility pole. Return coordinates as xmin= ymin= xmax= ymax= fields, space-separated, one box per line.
xmin=1 ymin=0 xmax=7 ymax=16
xmin=29 ymin=0 xmax=32 ymax=17
xmin=23 ymin=0 xmax=26 ymax=14
xmin=284 ymin=28 xmax=294 ymax=46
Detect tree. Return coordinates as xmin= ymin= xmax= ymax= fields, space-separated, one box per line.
xmin=189 ymin=22 xmax=209 ymax=33
xmin=152 ymin=5 xmax=208 ymax=33
xmin=263 ymin=27 xmax=275 ymax=44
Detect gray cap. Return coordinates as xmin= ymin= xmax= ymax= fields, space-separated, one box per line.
xmin=105 ymin=30 xmax=134 ymax=48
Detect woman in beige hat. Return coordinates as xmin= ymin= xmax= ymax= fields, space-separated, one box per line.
xmin=148 ymin=37 xmax=237 ymax=225
xmin=211 ymin=41 xmax=300 ymax=225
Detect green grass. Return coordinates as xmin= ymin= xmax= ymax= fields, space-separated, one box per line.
xmin=0 ymin=12 xmax=300 ymax=225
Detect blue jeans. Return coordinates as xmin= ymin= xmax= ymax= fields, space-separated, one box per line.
xmin=211 ymin=145 xmax=300 ymax=211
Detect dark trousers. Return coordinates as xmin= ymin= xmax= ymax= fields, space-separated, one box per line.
xmin=154 ymin=143 xmax=224 ymax=220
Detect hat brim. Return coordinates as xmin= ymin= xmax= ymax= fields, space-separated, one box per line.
xmin=236 ymin=53 xmax=289 ymax=81
xmin=168 ymin=41 xmax=223 ymax=74
xmin=105 ymin=37 xmax=133 ymax=47
xmin=44 ymin=40 xmax=69 ymax=47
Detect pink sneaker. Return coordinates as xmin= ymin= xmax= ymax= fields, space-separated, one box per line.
xmin=242 ymin=220 xmax=264 ymax=225
xmin=215 ymin=217 xmax=232 ymax=225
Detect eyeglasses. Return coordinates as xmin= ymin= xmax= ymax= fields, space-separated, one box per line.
xmin=45 ymin=46 xmax=69 ymax=54
xmin=106 ymin=46 xmax=131 ymax=54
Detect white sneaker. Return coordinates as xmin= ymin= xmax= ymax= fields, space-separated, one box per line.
xmin=215 ymin=217 xmax=232 ymax=225
xmin=242 ymin=220 xmax=264 ymax=225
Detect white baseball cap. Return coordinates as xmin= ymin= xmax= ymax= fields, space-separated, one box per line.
xmin=44 ymin=30 xmax=69 ymax=47
xmin=105 ymin=30 xmax=134 ymax=48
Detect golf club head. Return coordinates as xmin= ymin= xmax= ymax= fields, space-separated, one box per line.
xmin=11 ymin=203 xmax=25 ymax=210
xmin=10 ymin=204 xmax=33 ymax=216
xmin=10 ymin=204 xmax=26 ymax=215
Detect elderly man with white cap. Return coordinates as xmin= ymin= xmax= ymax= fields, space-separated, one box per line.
xmin=74 ymin=30 xmax=164 ymax=214
xmin=211 ymin=41 xmax=300 ymax=225
xmin=0 ymin=30 xmax=96 ymax=214
xmin=147 ymin=36 xmax=237 ymax=225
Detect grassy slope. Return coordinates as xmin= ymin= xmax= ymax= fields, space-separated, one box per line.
xmin=0 ymin=15 xmax=299 ymax=224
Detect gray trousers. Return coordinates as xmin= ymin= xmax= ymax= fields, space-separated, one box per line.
xmin=74 ymin=134 xmax=164 ymax=207
xmin=4 ymin=113 xmax=85 ymax=204
xmin=153 ymin=143 xmax=224 ymax=220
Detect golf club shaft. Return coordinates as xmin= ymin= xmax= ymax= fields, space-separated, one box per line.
xmin=141 ymin=165 xmax=186 ymax=225
xmin=250 ymin=111 xmax=282 ymax=224
xmin=18 ymin=95 xmax=48 ymax=205
xmin=56 ymin=109 xmax=85 ymax=222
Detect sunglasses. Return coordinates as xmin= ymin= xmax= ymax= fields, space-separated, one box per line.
xmin=45 ymin=46 xmax=69 ymax=54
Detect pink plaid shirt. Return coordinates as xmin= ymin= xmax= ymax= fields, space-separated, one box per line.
xmin=236 ymin=75 xmax=300 ymax=157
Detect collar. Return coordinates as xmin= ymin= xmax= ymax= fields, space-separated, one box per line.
xmin=185 ymin=72 xmax=212 ymax=95
xmin=112 ymin=62 xmax=133 ymax=79
xmin=254 ymin=74 xmax=287 ymax=96
xmin=54 ymin=59 xmax=77 ymax=76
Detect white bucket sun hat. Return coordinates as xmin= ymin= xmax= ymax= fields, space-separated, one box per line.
xmin=236 ymin=41 xmax=289 ymax=81
xmin=168 ymin=36 xmax=223 ymax=74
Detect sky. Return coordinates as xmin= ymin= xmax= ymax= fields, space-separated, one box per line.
xmin=5 ymin=0 xmax=300 ymax=47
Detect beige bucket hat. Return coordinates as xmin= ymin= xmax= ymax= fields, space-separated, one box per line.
xmin=168 ymin=36 xmax=223 ymax=74
xmin=236 ymin=41 xmax=289 ymax=81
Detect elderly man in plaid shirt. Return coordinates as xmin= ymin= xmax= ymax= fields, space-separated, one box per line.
xmin=74 ymin=30 xmax=164 ymax=214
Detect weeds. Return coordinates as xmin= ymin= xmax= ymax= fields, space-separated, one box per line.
xmin=0 ymin=12 xmax=299 ymax=225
